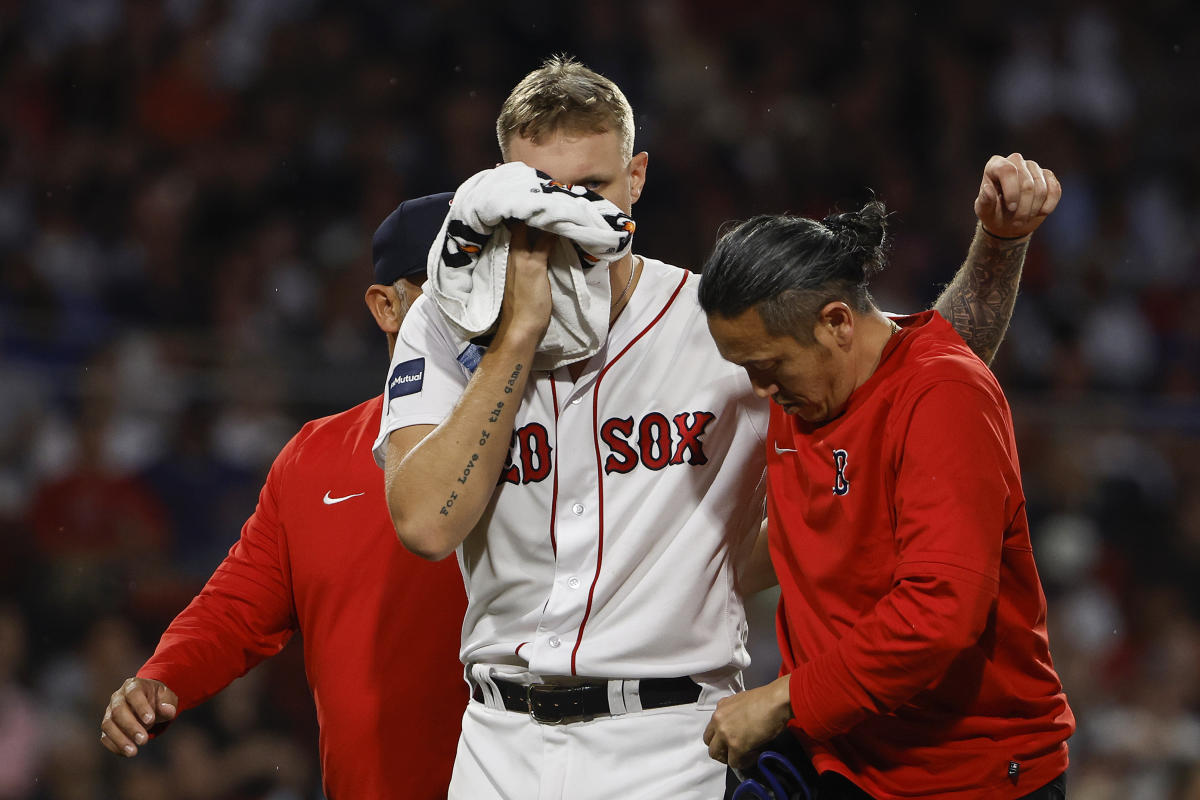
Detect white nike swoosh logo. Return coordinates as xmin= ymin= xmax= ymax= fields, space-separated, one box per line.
xmin=774 ymin=443 xmax=798 ymax=454
xmin=323 ymin=491 xmax=365 ymax=505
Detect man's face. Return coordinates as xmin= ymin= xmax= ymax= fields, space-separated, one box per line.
xmin=505 ymin=128 xmax=646 ymax=214
xmin=707 ymin=306 xmax=855 ymax=425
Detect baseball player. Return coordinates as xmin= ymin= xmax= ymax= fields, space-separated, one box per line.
xmin=376 ymin=57 xmax=1048 ymax=799
xmin=99 ymin=194 xmax=467 ymax=800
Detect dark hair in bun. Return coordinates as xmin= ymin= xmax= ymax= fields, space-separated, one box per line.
xmin=699 ymin=199 xmax=891 ymax=342
xmin=820 ymin=199 xmax=889 ymax=283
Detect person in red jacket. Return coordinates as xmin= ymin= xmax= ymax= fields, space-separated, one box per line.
xmin=99 ymin=193 xmax=469 ymax=800
xmin=698 ymin=157 xmax=1075 ymax=799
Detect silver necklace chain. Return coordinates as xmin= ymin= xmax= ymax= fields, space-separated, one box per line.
xmin=612 ymin=257 xmax=638 ymax=309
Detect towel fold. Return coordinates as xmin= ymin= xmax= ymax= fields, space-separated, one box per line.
xmin=425 ymin=162 xmax=636 ymax=371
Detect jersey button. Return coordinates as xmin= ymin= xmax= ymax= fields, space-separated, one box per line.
xmin=567 ymin=576 xmax=581 ymax=589
xmin=571 ymin=397 xmax=583 ymax=405
xmin=548 ymin=635 xmax=561 ymax=648
xmin=571 ymin=503 xmax=584 ymax=515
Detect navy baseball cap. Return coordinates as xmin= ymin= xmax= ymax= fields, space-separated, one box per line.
xmin=372 ymin=192 xmax=455 ymax=285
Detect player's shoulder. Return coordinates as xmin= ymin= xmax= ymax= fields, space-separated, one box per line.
xmin=918 ymin=313 xmax=993 ymax=374
xmin=635 ymin=256 xmax=704 ymax=312
xmin=399 ymin=293 xmax=441 ymax=335
xmin=892 ymin=312 xmax=1003 ymax=400
xmin=397 ymin=292 xmax=466 ymax=360
xmin=646 ymin=256 xmax=701 ymax=288
xmin=285 ymin=396 xmax=383 ymax=467
xmin=298 ymin=396 xmax=382 ymax=439
xmin=634 ymin=257 xmax=729 ymax=353
xmin=632 ymin=258 xmax=754 ymax=397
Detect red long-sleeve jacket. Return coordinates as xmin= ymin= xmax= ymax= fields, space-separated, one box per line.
xmin=770 ymin=312 xmax=1074 ymax=799
xmin=139 ymin=396 xmax=467 ymax=799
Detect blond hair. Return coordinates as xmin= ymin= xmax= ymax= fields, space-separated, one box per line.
xmin=496 ymin=55 xmax=635 ymax=161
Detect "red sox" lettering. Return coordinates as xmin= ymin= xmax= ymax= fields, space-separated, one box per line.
xmin=601 ymin=411 xmax=716 ymax=474
xmin=499 ymin=423 xmax=553 ymax=486
xmin=498 ymin=411 xmax=717 ymax=485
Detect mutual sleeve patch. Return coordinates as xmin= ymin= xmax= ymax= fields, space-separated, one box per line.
xmin=387 ymin=357 xmax=425 ymax=400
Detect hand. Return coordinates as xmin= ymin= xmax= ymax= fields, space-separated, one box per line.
xmin=703 ymin=674 xmax=793 ymax=770
xmin=974 ymin=153 xmax=1061 ymax=240
xmin=496 ymin=222 xmax=555 ymax=345
xmin=100 ymin=677 xmax=178 ymax=757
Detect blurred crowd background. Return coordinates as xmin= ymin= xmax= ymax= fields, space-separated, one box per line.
xmin=1 ymin=1 xmax=1198 ymax=798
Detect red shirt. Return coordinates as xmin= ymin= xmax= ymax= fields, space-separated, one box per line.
xmin=139 ymin=396 xmax=467 ymax=799
xmin=769 ymin=311 xmax=1074 ymax=799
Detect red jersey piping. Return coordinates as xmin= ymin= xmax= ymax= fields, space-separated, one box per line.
xmin=570 ymin=270 xmax=690 ymax=674
xmin=549 ymin=380 xmax=560 ymax=557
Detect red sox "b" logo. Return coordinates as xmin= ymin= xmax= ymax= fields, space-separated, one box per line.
xmin=832 ymin=449 xmax=850 ymax=496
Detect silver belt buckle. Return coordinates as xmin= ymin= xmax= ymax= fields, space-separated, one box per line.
xmin=526 ymin=683 xmax=580 ymax=725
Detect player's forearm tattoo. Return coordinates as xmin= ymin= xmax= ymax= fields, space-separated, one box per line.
xmin=457 ymin=452 xmax=480 ymax=484
xmin=504 ymin=364 xmax=522 ymax=394
xmin=935 ymin=224 xmax=1027 ymax=366
xmin=439 ymin=363 xmax=526 ymax=516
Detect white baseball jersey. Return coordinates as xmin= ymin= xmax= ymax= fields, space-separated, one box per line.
xmin=374 ymin=256 xmax=768 ymax=682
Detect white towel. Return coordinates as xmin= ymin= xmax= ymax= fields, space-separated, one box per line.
xmin=425 ymin=162 xmax=636 ymax=371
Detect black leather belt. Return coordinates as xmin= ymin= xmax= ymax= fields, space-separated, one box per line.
xmin=472 ymin=676 xmax=701 ymax=724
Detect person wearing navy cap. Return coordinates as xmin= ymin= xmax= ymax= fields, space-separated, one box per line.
xmin=372 ymin=192 xmax=455 ymax=285
xmin=98 ymin=194 xmax=467 ymax=800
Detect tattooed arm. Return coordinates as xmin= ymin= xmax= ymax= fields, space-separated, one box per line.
xmin=935 ymin=225 xmax=1030 ymax=365
xmin=934 ymin=153 xmax=1061 ymax=365
xmin=384 ymin=224 xmax=553 ymax=560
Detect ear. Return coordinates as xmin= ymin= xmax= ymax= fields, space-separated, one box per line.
xmin=628 ymin=151 xmax=649 ymax=204
xmin=816 ymin=302 xmax=855 ymax=348
xmin=367 ymin=278 xmax=426 ymax=334
xmin=365 ymin=284 xmax=402 ymax=334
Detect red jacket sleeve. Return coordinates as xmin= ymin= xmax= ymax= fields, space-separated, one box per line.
xmin=790 ymin=380 xmax=1014 ymax=739
xmin=137 ymin=441 xmax=299 ymax=711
